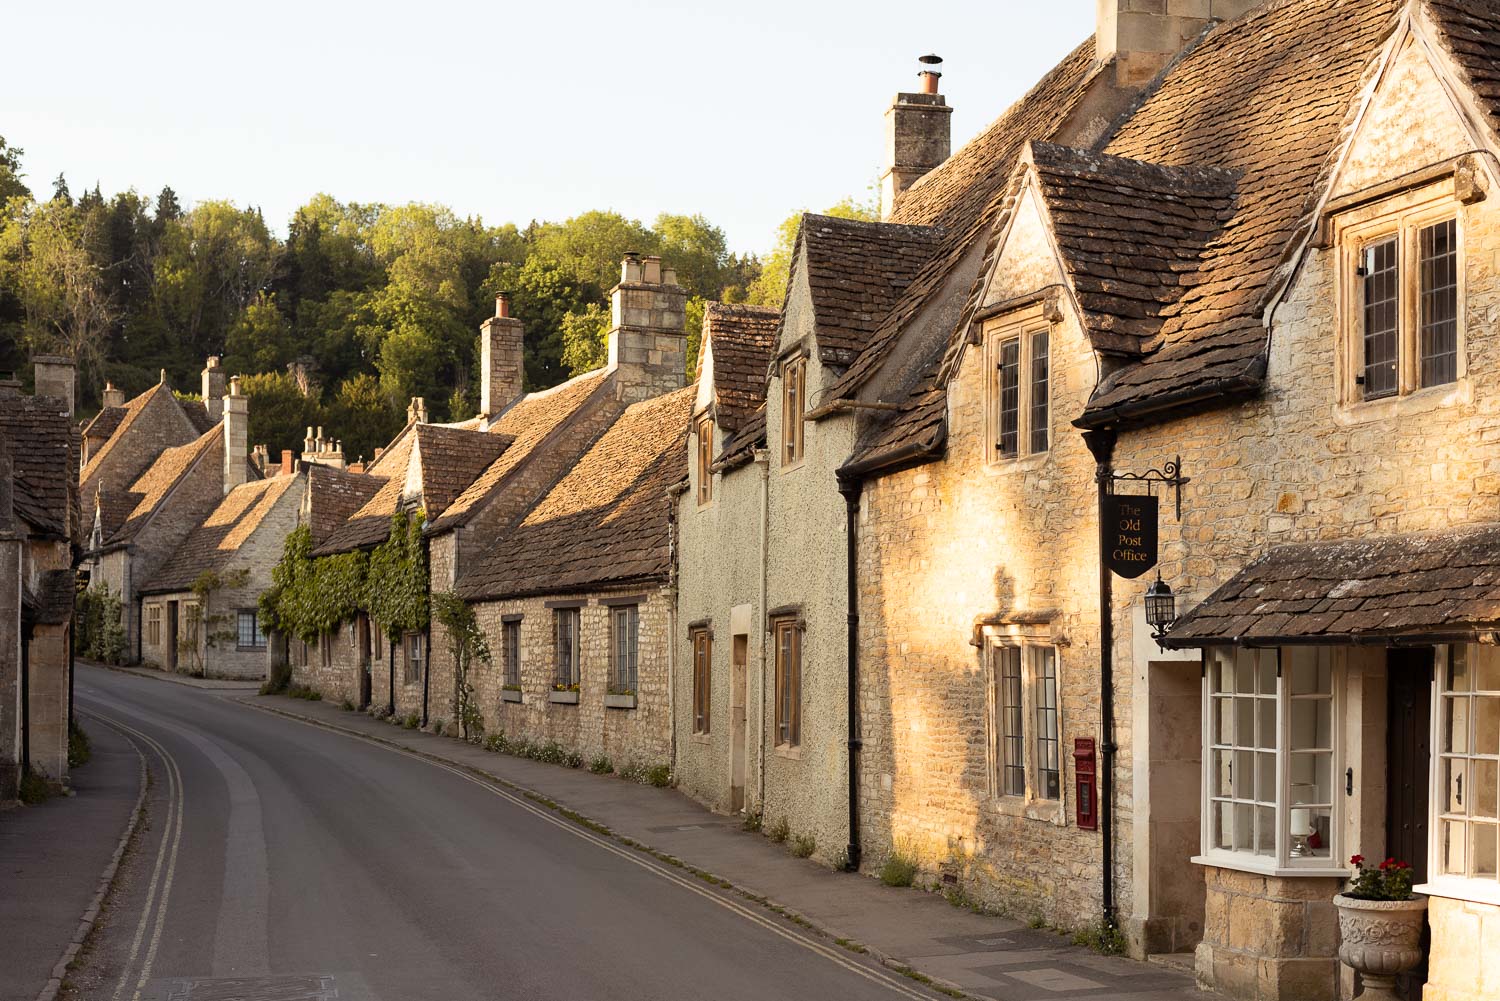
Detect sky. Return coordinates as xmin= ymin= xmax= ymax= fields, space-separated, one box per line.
xmin=3 ymin=0 xmax=1097 ymax=256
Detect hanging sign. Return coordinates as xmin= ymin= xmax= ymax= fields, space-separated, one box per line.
xmin=1104 ymin=493 xmax=1158 ymax=580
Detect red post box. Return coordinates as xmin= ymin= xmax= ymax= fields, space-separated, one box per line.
xmin=1074 ymin=738 xmax=1098 ymax=831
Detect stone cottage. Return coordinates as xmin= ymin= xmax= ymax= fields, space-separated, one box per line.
xmin=0 ymin=357 xmax=79 ymax=798
xmin=83 ymin=375 xmax=258 ymax=663
xmin=750 ymin=1 xmax=1500 ymax=1000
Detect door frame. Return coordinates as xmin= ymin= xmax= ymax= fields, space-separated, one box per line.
xmin=730 ymin=633 xmax=749 ymax=813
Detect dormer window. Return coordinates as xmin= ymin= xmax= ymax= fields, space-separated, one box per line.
xmin=696 ymin=415 xmax=714 ymax=505
xmin=985 ymin=316 xmax=1050 ymax=462
xmin=1337 ymin=187 xmax=1463 ymax=406
xmin=781 ymin=356 xmax=806 ymax=467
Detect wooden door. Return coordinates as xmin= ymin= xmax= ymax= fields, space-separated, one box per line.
xmin=1387 ymin=647 xmax=1433 ymax=1001
xmin=166 ymin=601 xmax=179 ymax=672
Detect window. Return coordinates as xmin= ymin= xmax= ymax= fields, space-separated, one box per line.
xmin=236 ymin=610 xmax=264 ymax=649
xmin=774 ymin=618 xmax=802 ymax=746
xmin=988 ymin=643 xmax=1061 ymax=803
xmin=1436 ymin=644 xmax=1500 ymax=886
xmin=554 ymin=608 xmax=580 ymax=688
xmin=146 ymin=605 xmax=161 ymax=647
xmin=1203 ymin=647 xmax=1338 ymax=870
xmin=692 ymin=628 xmax=712 ymax=734
xmin=403 ymin=632 xmax=424 ymax=685
xmin=611 ymin=605 xmax=639 ymax=693
xmin=320 ymin=633 xmax=332 ymax=669
xmin=988 ymin=323 xmax=1051 ymax=460
xmin=373 ymin=621 xmax=382 ymax=661
xmin=696 ymin=415 xmax=714 ymax=505
xmin=1344 ymin=202 xmax=1462 ymax=402
xmin=503 ymin=619 xmax=521 ymax=688
xmin=781 ymin=356 xmax=806 ymax=466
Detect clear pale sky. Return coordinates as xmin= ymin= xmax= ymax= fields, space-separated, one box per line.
xmin=4 ymin=0 xmax=1096 ymax=255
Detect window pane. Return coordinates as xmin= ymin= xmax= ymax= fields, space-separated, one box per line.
xmin=1255 ymin=805 xmax=1276 ymax=856
xmin=1442 ymin=819 xmax=1468 ymax=876
xmin=1213 ymin=749 xmax=1234 ymax=798
xmin=997 ymin=339 xmax=1019 ymax=457
xmin=1032 ymin=648 xmax=1060 ymax=800
xmin=1256 ymin=751 xmax=1277 ymax=802
xmin=1291 ymin=698 xmax=1333 ymax=750
xmin=1234 ymin=802 xmax=1254 ymax=852
xmin=1442 ymin=757 xmax=1467 ymax=815
xmin=1213 ymin=697 xmax=1232 ymax=745
xmin=1474 ymin=823 xmax=1499 ymax=879
xmin=1450 ymin=642 xmax=1472 ymax=692
xmin=1419 ymin=219 xmax=1459 ymax=388
xmin=1478 ymin=697 xmax=1500 ymax=756
xmin=1257 ymin=698 xmax=1277 ymax=750
xmin=1475 ymin=760 xmax=1498 ymax=820
xmin=1446 ymin=697 xmax=1472 ymax=754
xmin=1214 ymin=801 xmax=1233 ymax=851
xmin=1029 ymin=330 xmax=1049 ymax=454
xmin=998 ymin=648 xmax=1024 ymax=797
xmin=1362 ymin=237 xmax=1399 ymax=399
xmin=1289 ymin=751 xmax=1332 ymax=803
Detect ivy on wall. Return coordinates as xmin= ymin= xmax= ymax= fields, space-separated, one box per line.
xmin=260 ymin=512 xmax=429 ymax=645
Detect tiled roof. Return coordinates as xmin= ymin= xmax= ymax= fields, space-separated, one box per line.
xmin=141 ymin=474 xmax=300 ymax=594
xmin=83 ymin=406 xmax=125 ymax=441
xmin=798 ymin=215 xmax=943 ymax=368
xmin=306 ymin=465 xmax=383 ymax=548
xmin=1080 ymin=0 xmax=1402 ymax=423
xmin=827 ymin=38 xmax=1103 ymax=402
xmin=458 ymin=386 xmax=695 ymax=600
xmin=1030 ymin=143 xmax=1239 ymax=354
xmin=313 ymin=423 xmax=513 ymax=555
xmin=0 ymin=395 xmax=74 ymax=536
xmin=714 ymin=406 xmax=766 ymax=473
xmin=181 ymin=400 xmax=216 ymax=435
xmin=701 ymin=303 xmax=780 ymax=432
xmin=842 ymin=370 xmax=947 ymax=476
xmin=1164 ymin=523 xmax=1500 ymax=647
xmin=427 ymin=370 xmax=612 ymax=533
xmin=108 ymin=424 xmax=223 ymax=545
xmin=80 ymin=382 xmax=176 ymax=487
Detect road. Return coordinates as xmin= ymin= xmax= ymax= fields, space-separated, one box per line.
xmin=45 ymin=665 xmax=948 ymax=1001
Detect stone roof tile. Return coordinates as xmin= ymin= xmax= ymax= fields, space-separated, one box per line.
xmin=141 ymin=474 xmax=300 ymax=595
xmin=0 ymin=394 xmax=74 ymax=536
xmin=701 ymin=303 xmax=780 ymax=432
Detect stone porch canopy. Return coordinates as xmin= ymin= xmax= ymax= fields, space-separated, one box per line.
xmin=1161 ymin=523 xmax=1500 ymax=649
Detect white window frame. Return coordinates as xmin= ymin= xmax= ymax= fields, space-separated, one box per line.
xmin=1195 ymin=646 xmax=1347 ymax=877
xmin=983 ymin=311 xmax=1052 ymax=464
xmin=984 ymin=635 xmax=1065 ymax=823
xmin=1334 ymin=186 xmax=1465 ymax=410
xmin=1420 ymin=643 xmax=1500 ymax=905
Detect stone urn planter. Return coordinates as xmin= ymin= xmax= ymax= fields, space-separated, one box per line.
xmin=1334 ymin=893 xmax=1428 ymax=1001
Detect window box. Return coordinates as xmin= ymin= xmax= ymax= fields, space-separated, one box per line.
xmin=604 ymin=693 xmax=637 ymax=710
xmin=502 ymin=688 xmax=523 ymax=703
xmin=549 ymin=690 xmax=579 ymax=705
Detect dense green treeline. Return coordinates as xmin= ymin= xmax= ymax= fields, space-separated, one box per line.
xmin=0 ymin=135 xmax=874 ymax=459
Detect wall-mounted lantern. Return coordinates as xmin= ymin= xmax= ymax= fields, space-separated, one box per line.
xmin=1144 ymin=573 xmax=1177 ymax=639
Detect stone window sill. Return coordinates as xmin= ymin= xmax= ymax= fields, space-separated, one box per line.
xmin=1191 ymin=854 xmax=1350 ymax=880
xmin=691 ymin=732 xmax=712 ymax=745
xmin=988 ymin=795 xmax=1066 ymax=826
xmin=548 ymin=690 xmax=579 ymax=705
xmin=773 ymin=743 xmax=802 ymax=760
xmin=1416 ymin=878 xmax=1500 ymax=907
xmin=501 ymin=689 xmax=522 ymax=703
xmin=604 ymin=693 xmax=637 ymax=709
xmin=1334 ymin=377 xmax=1470 ymax=426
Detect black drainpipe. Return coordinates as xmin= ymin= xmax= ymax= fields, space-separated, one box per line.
xmin=1082 ymin=427 xmax=1118 ymax=928
xmin=387 ymin=635 xmax=396 ymax=716
xmin=837 ymin=473 xmax=863 ymax=872
xmin=20 ymin=622 xmax=31 ymax=777
xmin=420 ymin=532 xmax=432 ymax=728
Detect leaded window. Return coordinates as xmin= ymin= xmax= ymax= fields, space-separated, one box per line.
xmin=774 ymin=619 xmax=801 ymax=747
xmin=996 ymin=647 xmax=1025 ymax=797
xmin=989 ymin=322 xmax=1051 ymax=461
xmin=236 ymin=610 xmax=264 ymax=649
xmin=503 ymin=619 xmax=521 ymax=688
xmin=554 ymin=608 xmax=580 ymax=688
xmin=611 ymin=605 xmax=639 ymax=693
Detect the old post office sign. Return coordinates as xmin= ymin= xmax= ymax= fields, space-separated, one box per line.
xmin=1104 ymin=493 xmax=1158 ymax=580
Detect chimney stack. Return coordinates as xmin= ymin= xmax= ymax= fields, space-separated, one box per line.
xmin=33 ymin=355 xmax=75 ymax=417
xmin=281 ymin=449 xmax=295 ymax=476
xmin=480 ymin=292 xmax=525 ymax=419
xmin=880 ymin=55 xmax=953 ymax=220
xmin=223 ymin=375 xmax=248 ymax=494
xmin=102 ymin=382 xmax=125 ymax=409
xmin=607 ymin=254 xmax=687 ymax=404
xmin=1095 ymin=0 xmax=1258 ymax=87
xmin=201 ymin=356 xmax=227 ymax=421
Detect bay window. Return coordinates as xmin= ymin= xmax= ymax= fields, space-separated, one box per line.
xmin=1436 ymin=644 xmax=1500 ymax=887
xmin=1201 ymin=647 xmax=1340 ymax=872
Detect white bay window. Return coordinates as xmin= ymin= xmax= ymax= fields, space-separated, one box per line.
xmin=1199 ymin=647 xmax=1342 ymax=874
xmin=1434 ymin=644 xmax=1500 ymax=890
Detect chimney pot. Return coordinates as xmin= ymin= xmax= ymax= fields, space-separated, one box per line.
xmin=642 ymin=255 xmax=663 ymax=284
xmin=102 ymin=381 xmax=125 ymax=409
xmin=495 ymin=292 xmax=511 ymax=319
xmin=918 ymin=53 xmax=943 ymax=95
xmin=281 ymin=449 xmax=294 ymax=475
xmin=880 ymin=55 xmax=954 ymax=219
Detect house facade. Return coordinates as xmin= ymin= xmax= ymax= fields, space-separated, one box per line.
xmin=0 ymin=357 xmax=79 ymax=797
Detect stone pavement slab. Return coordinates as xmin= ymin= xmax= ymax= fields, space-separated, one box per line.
xmin=0 ymin=717 xmax=144 ymax=1001
xmin=245 ymin=693 xmax=1212 ymax=1001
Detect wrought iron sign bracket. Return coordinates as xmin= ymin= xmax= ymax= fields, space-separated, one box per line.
xmin=1104 ymin=455 xmax=1190 ymax=520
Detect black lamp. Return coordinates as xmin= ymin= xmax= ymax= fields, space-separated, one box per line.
xmin=1144 ymin=573 xmax=1177 ymax=639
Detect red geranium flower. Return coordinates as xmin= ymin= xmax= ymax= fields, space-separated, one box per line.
xmin=1350 ymin=854 xmax=1364 ymax=866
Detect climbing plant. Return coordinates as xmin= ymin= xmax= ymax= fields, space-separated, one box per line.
xmin=261 ymin=512 xmax=428 ymax=648
xmin=178 ymin=567 xmax=250 ymax=676
xmin=76 ymin=583 xmax=126 ymax=664
xmin=433 ymin=590 xmax=488 ymax=742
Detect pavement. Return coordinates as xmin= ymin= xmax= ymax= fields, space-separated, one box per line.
xmin=0 ymin=713 xmax=145 ymax=1001
xmin=248 ymin=688 xmax=1210 ymax=1001
xmin=104 ymin=663 xmax=262 ymax=691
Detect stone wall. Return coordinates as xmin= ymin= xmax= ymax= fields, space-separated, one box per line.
xmin=1194 ymin=867 xmax=1341 ymax=1001
xmin=469 ymin=588 xmax=673 ymax=770
xmin=1425 ymin=896 xmax=1500 ymax=1001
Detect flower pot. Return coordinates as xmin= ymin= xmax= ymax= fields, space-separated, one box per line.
xmin=1334 ymin=893 xmax=1427 ymax=1001
xmin=548 ymin=690 xmax=579 ymax=705
xmin=604 ymin=692 xmax=637 ymax=709
xmin=501 ymin=689 xmax=522 ymax=703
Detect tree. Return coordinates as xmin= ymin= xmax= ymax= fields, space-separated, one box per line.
xmin=484 ymin=256 xmax=588 ymax=388
xmin=0 ymin=136 xmax=30 ymax=205
xmin=326 ymin=373 xmax=400 ymax=465
xmin=559 ymin=302 xmax=610 ymax=378
xmin=433 ymin=591 xmax=489 ymax=742
xmin=224 ymin=292 xmax=295 ymax=374
xmin=528 ymin=210 xmax=657 ymax=296
xmin=239 ymin=370 xmax=321 ymax=458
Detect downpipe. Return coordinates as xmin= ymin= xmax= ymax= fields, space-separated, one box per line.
xmin=1082 ymin=428 xmax=1119 ymax=929
xmin=838 ymin=474 xmax=862 ymax=872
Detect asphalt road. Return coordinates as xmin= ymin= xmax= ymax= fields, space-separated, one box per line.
xmin=56 ymin=666 xmax=946 ymax=1001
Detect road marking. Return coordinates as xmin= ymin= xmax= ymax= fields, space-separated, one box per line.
xmin=83 ymin=710 xmax=187 ymax=1001
xmin=245 ymin=704 xmax=944 ymax=1001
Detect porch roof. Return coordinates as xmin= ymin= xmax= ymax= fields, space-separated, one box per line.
xmin=1163 ymin=523 xmax=1500 ymax=648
